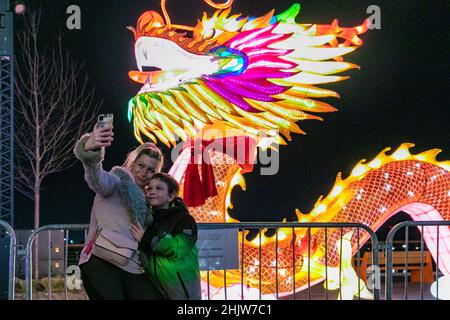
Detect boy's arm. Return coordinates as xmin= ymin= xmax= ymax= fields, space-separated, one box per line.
xmin=152 ymin=215 xmax=197 ymax=259
xmin=138 ymin=227 xmax=155 ymax=254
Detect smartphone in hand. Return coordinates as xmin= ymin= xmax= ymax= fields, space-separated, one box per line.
xmin=97 ymin=114 xmax=114 ymax=128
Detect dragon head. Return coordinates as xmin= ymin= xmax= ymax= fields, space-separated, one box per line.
xmin=127 ymin=1 xmax=369 ymax=147
xmin=127 ymin=1 xmax=276 ymax=93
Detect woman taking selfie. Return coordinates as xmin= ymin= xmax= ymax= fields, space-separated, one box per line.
xmin=74 ymin=118 xmax=164 ymax=300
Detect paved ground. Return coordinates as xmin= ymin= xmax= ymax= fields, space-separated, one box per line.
xmin=15 ymin=280 xmax=439 ymax=300
xmin=282 ymin=280 xmax=436 ymax=300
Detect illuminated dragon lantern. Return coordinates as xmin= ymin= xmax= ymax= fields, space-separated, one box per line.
xmin=127 ymin=0 xmax=450 ymax=299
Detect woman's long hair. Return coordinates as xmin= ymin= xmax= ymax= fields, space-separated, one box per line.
xmin=122 ymin=143 xmax=164 ymax=172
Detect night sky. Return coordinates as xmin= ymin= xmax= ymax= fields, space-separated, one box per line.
xmin=13 ymin=0 xmax=450 ymax=238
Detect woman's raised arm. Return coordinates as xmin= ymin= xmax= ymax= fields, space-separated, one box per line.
xmin=74 ymin=124 xmax=119 ymax=197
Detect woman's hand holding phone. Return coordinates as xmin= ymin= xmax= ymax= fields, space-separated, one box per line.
xmin=85 ymin=116 xmax=115 ymax=151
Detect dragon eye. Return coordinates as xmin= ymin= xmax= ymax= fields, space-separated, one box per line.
xmin=204 ymin=28 xmax=216 ymax=39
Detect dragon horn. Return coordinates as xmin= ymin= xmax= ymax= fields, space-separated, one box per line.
xmin=203 ymin=0 xmax=234 ymax=10
xmin=161 ymin=0 xmax=234 ymax=29
xmin=160 ymin=0 xmax=172 ymax=29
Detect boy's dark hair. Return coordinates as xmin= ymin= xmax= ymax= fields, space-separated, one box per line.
xmin=150 ymin=173 xmax=180 ymax=196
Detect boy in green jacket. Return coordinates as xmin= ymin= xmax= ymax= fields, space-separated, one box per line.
xmin=131 ymin=173 xmax=201 ymax=300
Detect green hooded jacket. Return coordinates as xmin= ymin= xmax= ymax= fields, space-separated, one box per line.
xmin=139 ymin=198 xmax=201 ymax=300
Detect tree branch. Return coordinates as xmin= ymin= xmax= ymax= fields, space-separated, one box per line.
xmin=14 ymin=9 xmax=102 ymax=204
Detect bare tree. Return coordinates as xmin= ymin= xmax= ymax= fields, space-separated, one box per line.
xmin=14 ymin=11 xmax=101 ymax=278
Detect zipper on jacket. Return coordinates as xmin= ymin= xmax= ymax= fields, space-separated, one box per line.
xmin=177 ymin=272 xmax=189 ymax=299
xmin=153 ymin=254 xmax=169 ymax=299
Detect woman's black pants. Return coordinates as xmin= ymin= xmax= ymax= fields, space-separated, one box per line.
xmin=80 ymin=255 xmax=164 ymax=300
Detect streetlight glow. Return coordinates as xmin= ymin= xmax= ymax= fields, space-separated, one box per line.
xmin=13 ymin=1 xmax=25 ymax=14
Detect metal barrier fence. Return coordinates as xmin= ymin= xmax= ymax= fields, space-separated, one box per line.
xmin=199 ymin=222 xmax=380 ymax=300
xmin=0 ymin=219 xmax=16 ymax=300
xmin=23 ymin=222 xmax=379 ymax=300
xmin=25 ymin=224 xmax=89 ymax=300
xmin=385 ymin=221 xmax=450 ymax=300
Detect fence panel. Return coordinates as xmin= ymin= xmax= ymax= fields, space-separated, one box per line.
xmin=385 ymin=221 xmax=450 ymax=300
xmin=25 ymin=224 xmax=89 ymax=300
xmin=0 ymin=219 xmax=16 ymax=300
xmin=198 ymin=222 xmax=380 ymax=300
xmin=23 ymin=222 xmax=379 ymax=300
